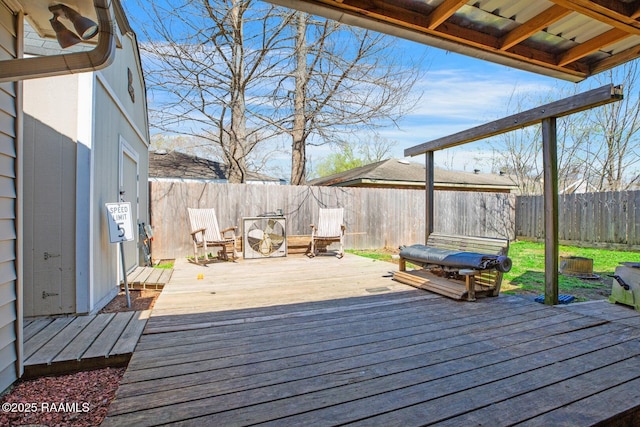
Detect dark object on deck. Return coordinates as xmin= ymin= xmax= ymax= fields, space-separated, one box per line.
xmin=393 ymin=233 xmax=510 ymax=302
xmin=535 ymin=294 xmax=575 ymax=304
xmin=399 ymin=244 xmax=512 ymax=273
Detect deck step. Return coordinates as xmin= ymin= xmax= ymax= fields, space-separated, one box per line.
xmin=122 ymin=266 xmax=173 ymax=290
xmin=23 ymin=310 xmax=150 ymax=378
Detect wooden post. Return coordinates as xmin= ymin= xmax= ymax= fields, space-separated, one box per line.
xmin=425 ymin=151 xmax=434 ymax=242
xmin=542 ymin=117 xmax=559 ymax=305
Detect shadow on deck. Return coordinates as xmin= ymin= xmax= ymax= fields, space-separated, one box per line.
xmin=99 ymin=254 xmax=640 ymax=426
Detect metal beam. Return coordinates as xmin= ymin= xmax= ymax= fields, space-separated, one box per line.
xmin=405 ymin=84 xmax=623 ymax=157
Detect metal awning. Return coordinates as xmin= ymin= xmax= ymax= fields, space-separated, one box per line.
xmin=268 ymin=0 xmax=640 ymax=82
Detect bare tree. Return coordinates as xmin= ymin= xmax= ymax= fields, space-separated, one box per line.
xmin=130 ymin=0 xmax=293 ymax=182
xmin=487 ymin=81 xmax=638 ymax=195
xmin=267 ymin=12 xmax=425 ymax=185
xmin=584 ymin=62 xmax=640 ymax=191
xmin=129 ymin=2 xmax=423 ymax=184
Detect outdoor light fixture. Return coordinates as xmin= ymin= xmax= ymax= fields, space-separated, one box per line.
xmin=49 ymin=4 xmax=99 ymax=48
xmin=49 ymin=16 xmax=82 ymax=48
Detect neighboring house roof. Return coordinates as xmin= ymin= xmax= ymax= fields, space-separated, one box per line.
xmin=309 ymin=158 xmax=517 ymax=193
xmin=149 ymin=150 xmax=282 ymax=184
xmin=560 ymin=179 xmax=598 ymax=195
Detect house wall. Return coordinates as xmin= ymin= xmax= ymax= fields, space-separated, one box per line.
xmin=22 ymin=75 xmax=79 ymax=316
xmin=91 ymin=28 xmax=149 ymax=311
xmin=0 ymin=0 xmax=19 ymax=393
xmin=21 ymin=21 xmax=149 ymax=315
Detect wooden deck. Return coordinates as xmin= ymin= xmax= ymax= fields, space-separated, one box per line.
xmin=104 ymin=254 xmax=640 ymax=426
xmin=123 ymin=266 xmax=173 ymax=290
xmin=23 ymin=311 xmax=150 ymax=378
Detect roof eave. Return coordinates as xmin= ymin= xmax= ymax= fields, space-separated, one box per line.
xmin=320 ymin=178 xmax=516 ymax=191
xmin=266 ymin=0 xmax=586 ymax=83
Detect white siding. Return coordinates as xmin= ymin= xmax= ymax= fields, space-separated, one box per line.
xmin=22 ymin=74 xmax=79 ymax=316
xmin=91 ymin=31 xmax=149 ymax=310
xmin=0 ymin=0 xmax=18 ymax=393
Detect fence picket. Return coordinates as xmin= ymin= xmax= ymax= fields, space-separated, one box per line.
xmin=150 ymin=182 xmax=516 ymax=260
xmin=515 ymin=190 xmax=640 ymax=248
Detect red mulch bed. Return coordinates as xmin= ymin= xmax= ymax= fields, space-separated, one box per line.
xmin=0 ymin=367 xmax=125 ymax=427
xmin=1 ymin=289 xmax=160 ymax=426
xmin=99 ymin=289 xmax=160 ymax=313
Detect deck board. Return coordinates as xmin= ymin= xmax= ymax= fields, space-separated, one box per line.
xmin=103 ymin=255 xmax=640 ymax=426
xmin=24 ymin=311 xmax=149 ymax=377
xmin=83 ymin=311 xmax=136 ymax=359
xmin=124 ymin=266 xmax=173 ymax=289
xmin=25 ymin=315 xmax=96 ymax=365
xmin=24 ymin=317 xmax=74 ymax=360
xmin=111 ymin=310 xmax=151 ymax=355
xmin=53 ymin=313 xmax=116 ymax=363
xmin=23 ymin=318 xmax=53 ymax=341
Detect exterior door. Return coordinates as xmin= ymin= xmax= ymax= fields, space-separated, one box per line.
xmin=23 ymin=116 xmax=76 ymax=316
xmin=120 ymin=137 xmax=139 ymax=273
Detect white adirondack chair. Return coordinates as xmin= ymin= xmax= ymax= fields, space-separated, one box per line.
xmin=309 ymin=208 xmax=345 ymax=258
xmin=187 ymin=208 xmax=238 ymax=264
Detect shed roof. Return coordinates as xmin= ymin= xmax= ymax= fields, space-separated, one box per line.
xmin=309 ymin=158 xmax=516 ymax=190
xmin=268 ymin=0 xmax=640 ymax=82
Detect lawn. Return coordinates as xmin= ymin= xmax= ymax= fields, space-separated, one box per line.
xmin=348 ymin=241 xmax=640 ymax=301
xmin=502 ymin=241 xmax=640 ymax=301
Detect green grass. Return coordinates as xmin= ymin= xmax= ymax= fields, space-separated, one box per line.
xmin=348 ymin=242 xmax=640 ymax=301
xmin=346 ymin=249 xmax=395 ymax=262
xmin=501 ymin=241 xmax=640 ymax=296
xmin=154 ymin=260 xmax=174 ymax=269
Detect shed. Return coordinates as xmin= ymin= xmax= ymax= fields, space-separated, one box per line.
xmin=0 ymin=0 xmax=138 ymax=393
xmin=21 ymin=9 xmax=149 ymax=317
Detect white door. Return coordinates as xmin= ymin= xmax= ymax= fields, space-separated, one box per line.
xmin=23 ymin=117 xmax=76 ymax=316
xmin=120 ymin=138 xmax=139 ymax=273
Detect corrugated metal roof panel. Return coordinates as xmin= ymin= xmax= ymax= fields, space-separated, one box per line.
xmin=270 ymin=0 xmax=640 ymax=81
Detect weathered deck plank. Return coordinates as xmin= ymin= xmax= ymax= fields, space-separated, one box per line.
xmin=128 ymin=304 xmax=554 ymax=373
xmin=124 ymin=266 xmax=172 ymax=289
xmin=83 ymin=311 xmax=136 ymax=359
xmin=24 ymin=317 xmax=74 ymax=360
xmin=23 ymin=311 xmax=149 ymax=377
xmin=110 ymin=310 xmax=151 ymax=355
xmin=516 ymin=376 xmax=640 ymax=426
xmin=107 ymin=314 xmax=605 ymax=420
xmin=23 ymin=318 xmax=53 ymax=341
xmin=103 ymin=255 xmax=640 ymax=426
xmin=25 ymin=315 xmax=96 ymax=365
xmin=53 ymin=313 xmax=116 ymax=363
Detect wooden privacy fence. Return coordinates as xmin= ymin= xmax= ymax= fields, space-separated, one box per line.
xmin=149 ymin=182 xmax=516 ymax=261
xmin=516 ymin=190 xmax=640 ymax=248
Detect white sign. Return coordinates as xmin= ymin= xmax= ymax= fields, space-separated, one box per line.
xmin=106 ymin=202 xmax=134 ymax=243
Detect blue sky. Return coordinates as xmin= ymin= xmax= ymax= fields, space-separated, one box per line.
xmin=122 ymin=0 xmax=600 ymax=175
xmin=323 ymin=38 xmax=571 ymax=173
